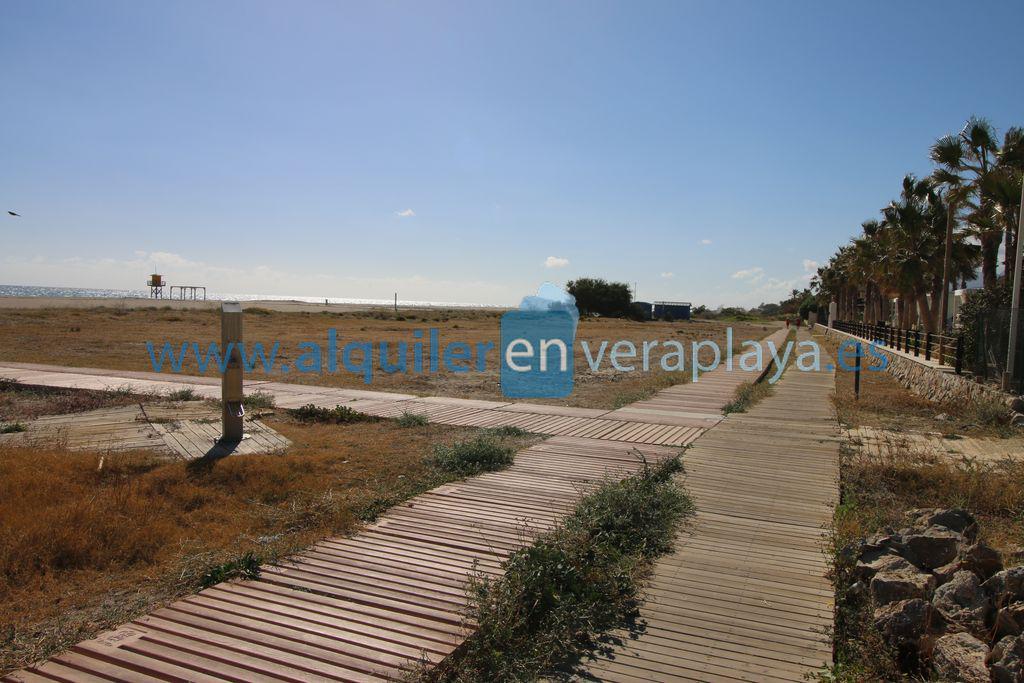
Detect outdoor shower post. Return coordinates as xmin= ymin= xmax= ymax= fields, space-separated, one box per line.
xmin=221 ymin=301 xmax=244 ymax=442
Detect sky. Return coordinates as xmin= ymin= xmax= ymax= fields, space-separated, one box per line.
xmin=2 ymin=0 xmax=1023 ymax=307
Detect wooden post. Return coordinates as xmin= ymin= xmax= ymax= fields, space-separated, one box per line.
xmin=854 ymin=342 xmax=862 ymax=400
xmin=394 ymin=293 xmax=398 ymax=313
xmin=221 ymin=302 xmax=244 ymax=442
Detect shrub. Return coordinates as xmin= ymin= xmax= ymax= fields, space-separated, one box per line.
xmin=722 ymin=381 xmax=772 ymax=414
xmin=397 ymin=412 xmax=429 ymax=427
xmin=626 ymin=302 xmax=650 ymax=322
xmin=487 ymin=425 xmax=527 ymax=437
xmin=968 ymin=395 xmax=1012 ymax=432
xmin=289 ymin=403 xmax=374 ymax=424
xmin=242 ymin=391 xmax=276 ymax=410
xmin=566 ymin=278 xmax=632 ymax=317
xmin=0 ymin=422 xmax=27 ymax=434
xmin=429 ymin=435 xmax=514 ymax=476
xmin=166 ymin=388 xmax=199 ymax=402
xmin=432 ymin=454 xmax=691 ymax=681
xmin=200 ymin=552 xmax=261 ymax=588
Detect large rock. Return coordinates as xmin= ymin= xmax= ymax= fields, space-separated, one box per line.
xmin=871 ymin=567 xmax=936 ymax=605
xmin=932 ymin=632 xmax=990 ymax=683
xmin=960 ymin=542 xmax=1004 ymax=580
xmin=907 ymin=508 xmax=978 ymax=538
xmin=933 ymin=560 xmax=966 ymax=586
xmin=856 ymin=551 xmax=916 ymax=582
xmin=866 ymin=531 xmax=904 ymax=549
xmin=985 ymin=567 xmax=1024 ymax=602
xmin=903 ymin=525 xmax=962 ymax=569
xmin=872 ymin=598 xmax=932 ymax=646
xmin=932 ymin=570 xmax=991 ymax=637
xmin=994 ymin=603 xmax=1024 ymax=639
xmin=989 ymin=634 xmax=1024 ymax=683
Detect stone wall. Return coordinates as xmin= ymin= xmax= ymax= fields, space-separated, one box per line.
xmin=822 ymin=326 xmax=1011 ymax=406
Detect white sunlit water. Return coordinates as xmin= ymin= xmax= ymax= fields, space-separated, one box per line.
xmin=0 ymin=284 xmax=506 ymax=309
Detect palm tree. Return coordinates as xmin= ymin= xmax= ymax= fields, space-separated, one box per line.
xmin=931 ymin=117 xmax=1024 ymax=287
xmin=813 ymin=174 xmax=979 ymax=333
xmin=930 ymin=166 xmax=970 ymax=331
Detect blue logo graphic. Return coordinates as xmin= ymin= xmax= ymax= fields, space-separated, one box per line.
xmin=500 ymin=283 xmax=578 ymax=398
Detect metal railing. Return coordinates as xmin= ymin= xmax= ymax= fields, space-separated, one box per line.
xmin=831 ymin=320 xmax=963 ymax=374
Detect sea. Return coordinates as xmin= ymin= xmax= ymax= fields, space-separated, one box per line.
xmin=0 ymin=284 xmax=503 ymax=309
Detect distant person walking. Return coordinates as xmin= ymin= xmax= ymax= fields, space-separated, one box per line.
xmin=785 ymin=318 xmax=791 ymax=329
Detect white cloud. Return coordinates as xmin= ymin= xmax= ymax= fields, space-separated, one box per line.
xmin=395 ymin=209 xmax=415 ymax=218
xmin=700 ymin=239 xmax=712 ymax=245
xmin=802 ymin=259 xmax=819 ymax=273
xmin=660 ymin=272 xmax=675 ymax=279
xmin=544 ymin=256 xmax=570 ymax=268
xmin=731 ymin=267 xmax=764 ymax=282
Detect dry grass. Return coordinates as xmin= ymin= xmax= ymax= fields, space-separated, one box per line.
xmin=835 ymin=445 xmax=1024 ymax=562
xmin=0 ymin=307 xmax=774 ymax=409
xmin=0 ymin=418 xmax=537 ymax=674
xmin=819 ymin=333 xmax=1016 ymax=438
xmin=0 ymin=380 xmax=146 ymax=422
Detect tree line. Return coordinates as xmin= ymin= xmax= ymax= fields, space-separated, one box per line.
xmin=814 ymin=116 xmax=1023 ymax=333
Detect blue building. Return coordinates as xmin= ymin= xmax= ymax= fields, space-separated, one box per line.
xmin=652 ymin=301 xmax=692 ymax=320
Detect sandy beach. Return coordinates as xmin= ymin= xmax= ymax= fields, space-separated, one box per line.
xmin=0 ymin=296 xmax=506 ymax=314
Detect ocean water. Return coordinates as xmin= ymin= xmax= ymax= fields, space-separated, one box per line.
xmin=0 ymin=284 xmax=503 ymax=309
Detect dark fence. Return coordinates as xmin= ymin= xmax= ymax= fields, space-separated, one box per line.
xmin=831 ymin=320 xmax=963 ymax=374
xmin=967 ymin=308 xmax=1024 ymax=393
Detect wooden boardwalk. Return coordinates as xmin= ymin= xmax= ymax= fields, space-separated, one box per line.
xmin=0 ymin=327 xmax=843 ymax=682
xmin=846 ymin=425 xmax=1024 ymax=464
xmin=581 ymin=329 xmax=839 ymax=682
xmin=0 ymin=329 xmax=786 ymax=449
xmin=0 ymin=403 xmax=290 ymax=459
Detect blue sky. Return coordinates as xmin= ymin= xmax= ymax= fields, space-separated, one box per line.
xmin=2 ymin=0 xmax=1022 ymax=306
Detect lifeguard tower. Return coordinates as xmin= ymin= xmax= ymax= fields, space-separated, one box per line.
xmin=147 ymin=274 xmax=165 ymax=299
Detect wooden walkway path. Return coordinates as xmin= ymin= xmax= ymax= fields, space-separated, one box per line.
xmin=0 ymin=329 xmax=786 ymax=449
xmin=0 ymin=403 xmax=291 ymax=459
xmin=581 ymin=329 xmax=839 ymax=682
xmin=0 ymin=327 xmax=842 ymax=682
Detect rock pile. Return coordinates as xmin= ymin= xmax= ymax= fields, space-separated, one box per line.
xmin=848 ymin=508 xmax=1024 ymax=682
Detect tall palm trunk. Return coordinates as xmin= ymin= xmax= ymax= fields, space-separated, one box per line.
xmin=981 ymin=232 xmax=1001 ymax=288
xmin=938 ymin=202 xmax=955 ymax=333
xmin=917 ymin=293 xmax=933 ymax=333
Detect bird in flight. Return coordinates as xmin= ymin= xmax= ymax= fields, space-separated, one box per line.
xmin=7 ymin=211 xmax=20 ymax=217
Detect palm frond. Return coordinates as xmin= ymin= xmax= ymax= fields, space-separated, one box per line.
xmin=961 ymin=116 xmax=998 ymax=154
xmin=930 ymin=135 xmax=963 ymax=168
